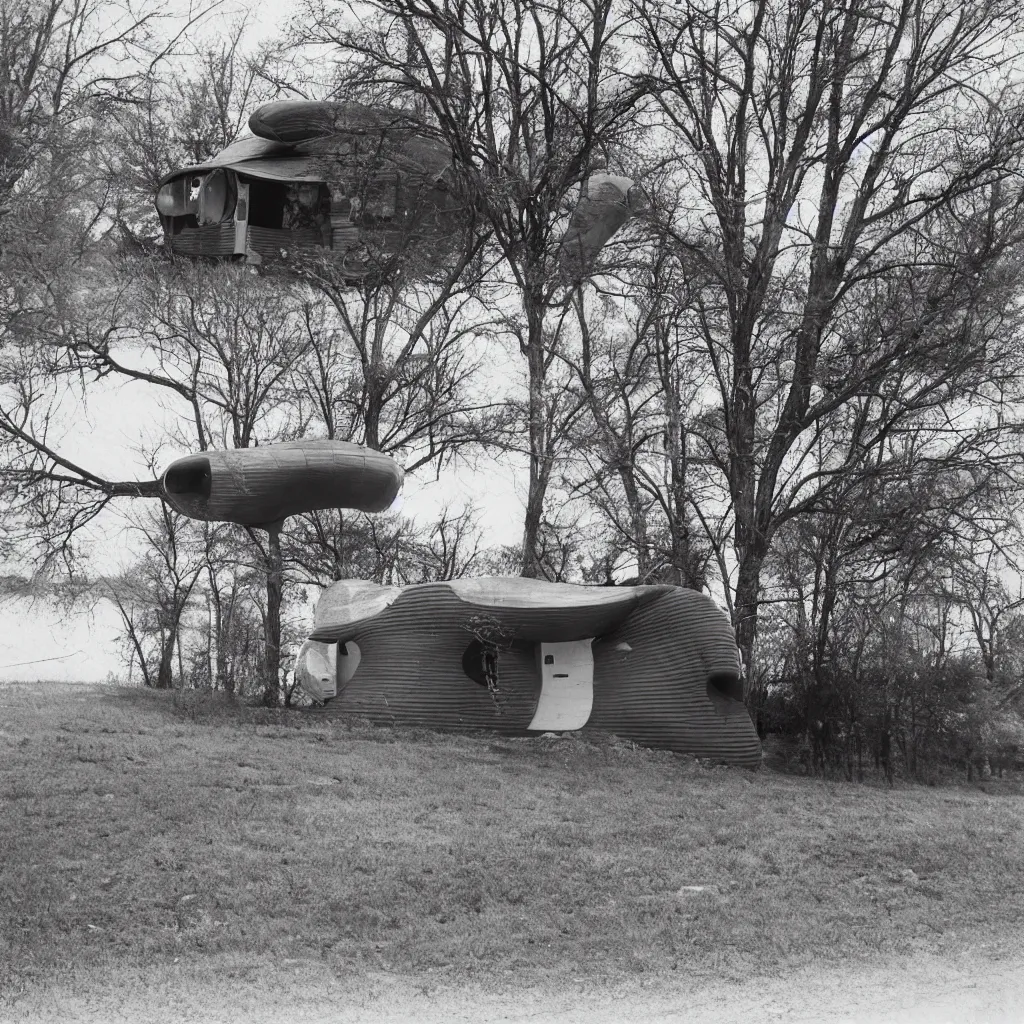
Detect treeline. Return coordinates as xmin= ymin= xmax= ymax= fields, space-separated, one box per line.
xmin=755 ymin=507 xmax=1024 ymax=780
xmin=2 ymin=0 xmax=1024 ymax=776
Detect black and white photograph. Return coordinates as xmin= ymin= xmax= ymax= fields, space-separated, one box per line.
xmin=1 ymin=0 xmax=1022 ymax=1020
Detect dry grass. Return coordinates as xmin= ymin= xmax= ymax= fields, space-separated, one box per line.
xmin=1 ymin=681 xmax=1022 ymax=1021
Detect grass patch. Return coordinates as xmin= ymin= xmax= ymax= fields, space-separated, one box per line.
xmin=1 ymin=681 xmax=1023 ymax=1018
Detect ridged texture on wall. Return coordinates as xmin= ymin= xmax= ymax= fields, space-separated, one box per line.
xmin=248 ymin=226 xmax=324 ymax=254
xmin=160 ymin=440 xmax=403 ymax=525
xmin=314 ymin=585 xmax=541 ymax=729
xmin=306 ymin=578 xmax=762 ymax=766
xmin=169 ymin=224 xmax=235 ymax=256
xmin=590 ymin=588 xmax=761 ymax=767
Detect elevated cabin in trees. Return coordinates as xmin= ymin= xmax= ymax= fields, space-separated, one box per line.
xmin=155 ymin=101 xmax=643 ymax=281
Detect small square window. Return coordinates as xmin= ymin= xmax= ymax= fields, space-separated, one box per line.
xmin=544 ymin=654 xmax=554 ymax=665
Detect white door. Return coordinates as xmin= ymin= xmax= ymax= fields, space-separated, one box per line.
xmin=528 ymin=639 xmax=595 ymax=731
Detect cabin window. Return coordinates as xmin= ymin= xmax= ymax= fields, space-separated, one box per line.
xmin=196 ymin=169 xmax=235 ymax=225
xmin=246 ymin=180 xmax=288 ymax=228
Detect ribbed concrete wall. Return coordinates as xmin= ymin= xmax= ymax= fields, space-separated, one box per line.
xmin=304 ymin=578 xmax=761 ymax=766
xmin=591 ymin=587 xmax=760 ymax=766
xmin=316 ymin=585 xmax=542 ymax=729
xmin=160 ymin=440 xmax=403 ymax=525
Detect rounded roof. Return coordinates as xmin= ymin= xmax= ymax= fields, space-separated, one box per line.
xmin=312 ymin=576 xmax=678 ymax=640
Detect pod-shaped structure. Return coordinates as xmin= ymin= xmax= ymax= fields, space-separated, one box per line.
xmin=558 ymin=173 xmax=645 ymax=279
xmin=160 ymin=440 xmax=403 ymax=526
xmin=155 ymin=101 xmax=472 ymax=275
xmin=297 ymin=576 xmax=761 ymax=767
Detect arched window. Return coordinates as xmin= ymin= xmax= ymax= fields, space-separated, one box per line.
xmin=462 ymin=640 xmax=498 ymax=688
xmin=339 ymin=641 xmax=361 ymax=686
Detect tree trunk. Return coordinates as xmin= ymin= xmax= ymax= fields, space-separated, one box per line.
xmin=617 ymin=465 xmax=651 ymax=579
xmin=176 ymin=629 xmax=185 ymax=688
xmin=665 ymin=393 xmax=694 ymax=587
xmin=213 ymin=584 xmax=230 ymax=693
xmin=734 ymin=551 xmax=764 ymax=701
xmin=521 ymin=303 xmax=550 ymax=578
xmin=157 ymin=635 xmax=175 ymax=689
xmin=263 ymin=520 xmax=284 ymax=706
xmin=206 ymin=593 xmax=216 ymax=690
xmin=116 ymin=601 xmax=152 ymax=688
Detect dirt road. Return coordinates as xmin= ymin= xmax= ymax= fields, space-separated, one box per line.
xmin=7 ymin=952 xmax=1023 ymax=1024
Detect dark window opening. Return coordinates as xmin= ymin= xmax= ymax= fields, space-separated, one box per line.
xmin=707 ymin=672 xmax=744 ymax=703
xmin=543 ymin=654 xmax=554 ymax=665
xmin=283 ymin=182 xmax=330 ymax=232
xmin=462 ymin=640 xmax=497 ymax=688
xmin=246 ymin=180 xmax=288 ymax=228
xmin=167 ymin=214 xmax=199 ymax=235
xmin=163 ymin=456 xmax=211 ymax=498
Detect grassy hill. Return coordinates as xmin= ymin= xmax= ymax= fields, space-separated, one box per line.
xmin=1 ymin=681 xmax=1022 ymax=1023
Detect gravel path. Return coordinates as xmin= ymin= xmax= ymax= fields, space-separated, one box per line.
xmin=6 ymin=953 xmax=1022 ymax=1024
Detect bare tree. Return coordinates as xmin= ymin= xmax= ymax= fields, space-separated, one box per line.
xmin=107 ymin=18 xmax=276 ymax=234
xmin=289 ymin=272 xmax=508 ymax=470
xmin=98 ymin=499 xmax=205 ymax=688
xmin=0 ymin=0 xmax=210 ymax=213
xmin=291 ymin=0 xmax=645 ymax=575
xmin=759 ymin=431 xmax=1024 ymax=778
xmin=0 ymin=0 xmax=222 ymax=569
xmin=558 ymin=232 xmax=712 ymax=586
xmin=633 ymin=0 xmax=1024 ymax=681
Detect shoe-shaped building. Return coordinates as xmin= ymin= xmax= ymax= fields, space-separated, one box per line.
xmin=294 ymin=576 xmax=761 ymax=767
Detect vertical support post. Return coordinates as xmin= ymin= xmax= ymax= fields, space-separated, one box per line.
xmin=234 ymin=181 xmax=250 ymax=256
xmin=263 ymin=518 xmax=284 ymax=707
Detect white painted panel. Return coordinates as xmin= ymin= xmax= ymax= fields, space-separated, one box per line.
xmin=528 ymin=639 xmax=594 ymax=731
xmin=294 ymin=640 xmax=338 ymax=702
xmin=338 ymin=641 xmax=361 ymax=686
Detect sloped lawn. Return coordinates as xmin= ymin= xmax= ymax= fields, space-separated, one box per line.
xmin=1 ymin=681 xmax=1022 ymax=1022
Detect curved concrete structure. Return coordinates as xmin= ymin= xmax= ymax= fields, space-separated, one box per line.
xmin=155 ymin=100 xmax=640 ymax=279
xmin=296 ymin=577 xmax=761 ymax=766
xmin=559 ymin=173 xmax=646 ymax=278
xmin=160 ymin=440 xmax=402 ymax=525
